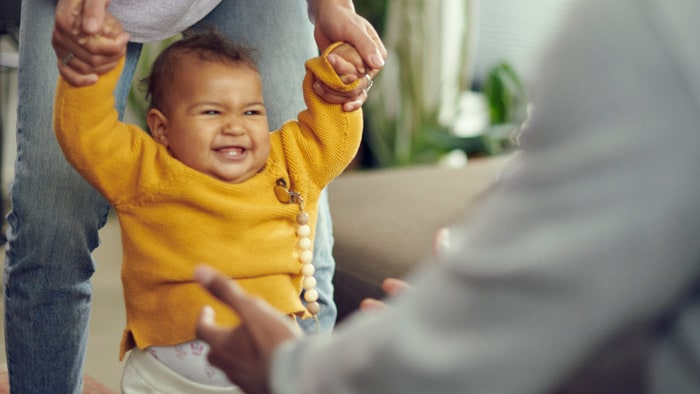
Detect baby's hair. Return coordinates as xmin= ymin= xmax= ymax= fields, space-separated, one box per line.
xmin=141 ymin=27 xmax=259 ymax=112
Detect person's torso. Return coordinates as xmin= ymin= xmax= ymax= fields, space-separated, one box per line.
xmin=107 ymin=0 xmax=222 ymax=42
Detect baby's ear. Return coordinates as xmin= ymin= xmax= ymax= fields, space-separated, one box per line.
xmin=147 ymin=108 xmax=169 ymax=146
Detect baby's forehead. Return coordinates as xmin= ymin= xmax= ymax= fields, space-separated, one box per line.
xmin=168 ymin=54 xmax=256 ymax=80
xmin=158 ymin=55 xmax=263 ymax=104
xmin=176 ymin=47 xmax=257 ymax=68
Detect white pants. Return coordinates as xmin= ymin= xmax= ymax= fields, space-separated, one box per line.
xmin=121 ymin=349 xmax=244 ymax=394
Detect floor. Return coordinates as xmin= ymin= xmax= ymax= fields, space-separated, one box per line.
xmin=0 ymin=214 xmax=126 ymax=391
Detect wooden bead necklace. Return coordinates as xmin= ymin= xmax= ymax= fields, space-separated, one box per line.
xmin=275 ymin=178 xmax=320 ymax=327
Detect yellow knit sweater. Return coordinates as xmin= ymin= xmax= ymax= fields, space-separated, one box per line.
xmin=53 ymin=42 xmax=362 ymax=359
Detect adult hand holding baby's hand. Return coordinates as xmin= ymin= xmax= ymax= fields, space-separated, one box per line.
xmin=316 ymin=42 xmax=379 ymax=112
xmin=315 ymin=42 xmax=378 ymax=112
xmin=309 ymin=1 xmax=386 ymax=112
xmin=53 ymin=0 xmax=130 ymax=86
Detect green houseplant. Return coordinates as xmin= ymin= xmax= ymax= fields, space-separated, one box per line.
xmin=357 ymin=0 xmax=526 ymax=168
xmin=360 ymin=0 xmax=475 ymax=167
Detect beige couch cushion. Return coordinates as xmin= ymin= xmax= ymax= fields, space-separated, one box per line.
xmin=328 ymin=155 xmax=511 ymax=321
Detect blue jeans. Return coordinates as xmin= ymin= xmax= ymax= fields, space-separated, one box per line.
xmin=4 ymin=1 xmax=336 ymax=392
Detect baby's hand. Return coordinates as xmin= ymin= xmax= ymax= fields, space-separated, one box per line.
xmin=327 ymin=42 xmax=366 ymax=84
xmin=315 ymin=42 xmax=377 ymax=112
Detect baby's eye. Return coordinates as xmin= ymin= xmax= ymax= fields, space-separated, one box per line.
xmin=202 ymin=109 xmax=220 ymax=115
xmin=245 ymin=110 xmax=262 ymax=116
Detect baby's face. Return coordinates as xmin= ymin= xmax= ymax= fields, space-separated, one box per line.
xmin=150 ymin=56 xmax=270 ymax=183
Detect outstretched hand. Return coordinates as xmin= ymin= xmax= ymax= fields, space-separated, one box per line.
xmin=194 ymin=265 xmax=299 ymax=394
xmin=53 ymin=0 xmax=129 ymax=86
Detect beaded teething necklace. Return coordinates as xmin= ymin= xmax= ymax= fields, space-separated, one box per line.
xmin=274 ymin=178 xmax=320 ymax=326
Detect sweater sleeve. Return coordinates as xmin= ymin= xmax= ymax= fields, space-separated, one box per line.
xmin=53 ymin=58 xmax=166 ymax=205
xmin=279 ymin=42 xmax=364 ymax=190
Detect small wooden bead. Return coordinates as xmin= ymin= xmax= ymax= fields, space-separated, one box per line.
xmin=297 ymin=211 xmax=309 ymax=225
xmin=304 ymin=289 xmax=319 ymax=303
xmin=301 ymin=263 xmax=315 ymax=276
xmin=306 ymin=301 xmax=320 ymax=315
xmin=298 ymin=237 xmax=312 ymax=250
xmin=297 ymin=224 xmax=311 ymax=237
xmin=303 ymin=276 xmax=317 ymax=290
xmin=299 ymin=250 xmax=313 ymax=263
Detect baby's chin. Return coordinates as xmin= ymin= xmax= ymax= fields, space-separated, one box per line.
xmin=210 ymin=165 xmax=265 ymax=184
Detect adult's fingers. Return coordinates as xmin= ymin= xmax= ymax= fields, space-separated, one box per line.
xmin=53 ymin=34 xmax=126 ymax=86
xmin=194 ymin=305 xmax=225 ymax=345
xmin=194 ymin=265 xmax=299 ymax=337
xmin=194 ymin=265 xmax=248 ymax=313
xmin=70 ymin=13 xmax=129 ymax=59
xmin=314 ymin=71 xmax=377 ymax=111
xmin=193 ymin=263 xmax=299 ymax=374
xmin=359 ymin=278 xmax=411 ymax=311
xmin=57 ymin=62 xmax=98 ymax=86
xmin=359 ymin=297 xmax=389 ymax=311
xmin=195 ymin=305 xmax=264 ymax=393
xmin=80 ymin=0 xmax=111 ymax=35
xmin=52 ymin=7 xmax=128 ymax=86
xmin=382 ymin=277 xmax=411 ymax=296
xmin=348 ymin=20 xmax=387 ymax=70
xmin=194 ymin=265 xmax=288 ymax=325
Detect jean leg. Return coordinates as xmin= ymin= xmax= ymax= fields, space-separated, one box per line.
xmin=3 ymin=2 xmax=141 ymax=390
xmin=116 ymin=42 xmax=144 ymax=119
xmin=195 ymin=0 xmax=337 ymax=332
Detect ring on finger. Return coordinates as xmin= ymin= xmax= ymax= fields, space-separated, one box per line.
xmin=362 ymin=74 xmax=374 ymax=96
xmin=62 ymin=52 xmax=75 ymax=66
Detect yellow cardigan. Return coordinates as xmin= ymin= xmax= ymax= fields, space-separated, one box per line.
xmin=53 ymin=42 xmax=362 ymax=359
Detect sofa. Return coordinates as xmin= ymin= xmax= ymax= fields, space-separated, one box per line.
xmin=327 ymin=154 xmax=511 ymax=322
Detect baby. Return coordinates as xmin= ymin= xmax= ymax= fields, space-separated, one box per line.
xmin=53 ymin=24 xmax=366 ymax=392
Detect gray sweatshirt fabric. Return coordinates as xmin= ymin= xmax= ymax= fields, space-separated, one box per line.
xmin=107 ymin=0 xmax=221 ymax=42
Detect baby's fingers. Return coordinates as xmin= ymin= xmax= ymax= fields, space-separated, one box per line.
xmin=328 ymin=53 xmax=361 ymax=84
